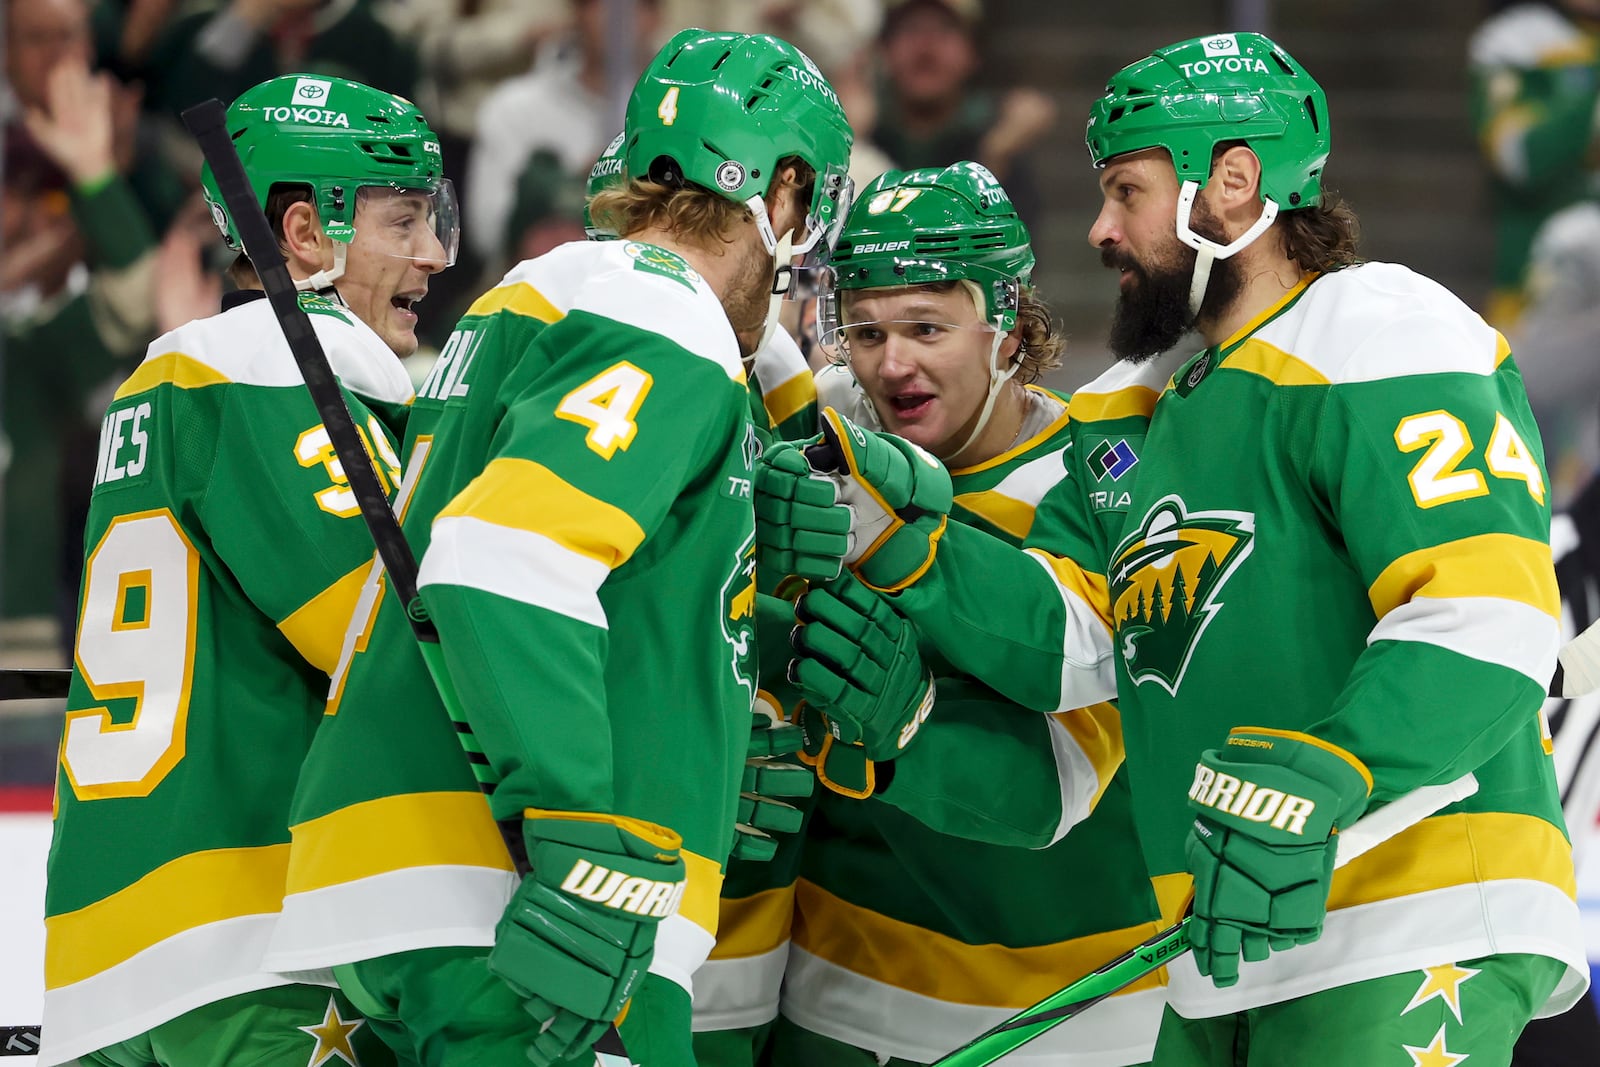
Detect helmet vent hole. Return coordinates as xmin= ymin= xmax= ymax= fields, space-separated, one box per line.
xmin=711 ymin=49 xmax=732 ymax=70
xmin=368 ymin=113 xmax=392 ymax=125
xmin=1302 ymin=95 xmax=1321 ymax=133
xmin=1271 ymin=52 xmax=1296 ymax=76
xmin=1108 ymin=105 xmax=1125 ymax=122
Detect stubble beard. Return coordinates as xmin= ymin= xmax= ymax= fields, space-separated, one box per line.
xmin=724 ymin=238 xmax=777 ymax=359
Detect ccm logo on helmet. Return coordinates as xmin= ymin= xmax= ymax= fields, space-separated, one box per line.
xmin=261 ymin=106 xmax=351 ymax=128
xmin=1188 ymin=764 xmax=1317 ymax=834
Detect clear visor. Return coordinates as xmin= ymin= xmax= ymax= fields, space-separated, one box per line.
xmin=820 ymin=315 xmax=999 ymax=366
xmin=351 ymin=179 xmax=460 ymax=267
xmin=791 ymin=164 xmax=856 ymax=269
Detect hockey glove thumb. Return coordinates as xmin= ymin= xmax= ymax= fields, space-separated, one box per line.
xmin=491 ymin=812 xmax=684 ymax=1066
xmin=794 ymin=699 xmax=879 ymax=799
xmin=1184 ymin=729 xmax=1371 ymax=988
xmin=788 ymin=573 xmax=935 ymax=760
xmin=805 ymin=407 xmax=953 ymax=592
xmin=754 ymin=442 xmax=853 ymax=581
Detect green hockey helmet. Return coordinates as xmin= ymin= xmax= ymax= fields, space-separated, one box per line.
xmin=1085 ymin=32 xmax=1329 ymax=210
xmin=819 ymin=161 xmax=1034 ymax=345
xmin=584 ymin=131 xmax=626 ymax=240
xmin=623 ymin=29 xmax=856 ymax=262
xmin=201 ymin=74 xmax=459 ymax=269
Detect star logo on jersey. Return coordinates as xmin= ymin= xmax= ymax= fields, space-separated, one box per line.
xmin=1401 ymin=1024 xmax=1469 ymax=1067
xmin=298 ymin=996 xmax=364 ymax=1066
xmin=1402 ymin=963 xmax=1481 ymax=1024
xmin=1108 ymin=495 xmax=1255 ymax=695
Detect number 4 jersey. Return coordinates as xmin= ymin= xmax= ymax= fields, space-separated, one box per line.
xmin=41 ymin=291 xmax=414 ymax=1065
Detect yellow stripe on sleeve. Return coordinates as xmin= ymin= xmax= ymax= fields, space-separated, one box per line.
xmin=439 ymin=457 xmax=646 ymax=569
xmin=954 ymin=490 xmax=1036 ymax=541
xmin=1065 ymin=386 xmax=1160 ymax=424
xmin=114 ymin=352 xmax=231 ymax=400
xmin=465 ymin=282 xmax=563 ymax=323
xmin=1026 ymin=549 xmax=1114 ymax=631
xmin=277 ymin=563 xmax=370 ymax=675
xmin=1050 ymin=701 xmax=1124 ymax=811
xmin=762 ymin=371 xmax=816 ymax=430
xmin=1367 ymin=533 xmax=1558 ymax=620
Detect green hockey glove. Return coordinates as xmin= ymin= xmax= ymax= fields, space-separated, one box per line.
xmin=1184 ymin=728 xmax=1372 ymax=988
xmin=794 ymin=699 xmax=880 ymax=799
xmin=730 ymin=707 xmax=813 ymax=862
xmin=806 ymin=407 xmax=953 ymax=592
xmin=754 ymin=442 xmax=853 ymax=581
xmin=490 ymin=812 xmax=685 ymax=1066
xmin=789 ymin=573 xmax=936 ymax=760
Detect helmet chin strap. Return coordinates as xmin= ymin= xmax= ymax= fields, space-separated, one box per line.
xmin=944 ymin=279 xmax=1021 ymax=466
xmin=756 ymin=228 xmax=796 ymax=356
xmin=1175 ymin=180 xmax=1278 ymax=319
xmin=296 ymin=240 xmax=348 ymax=293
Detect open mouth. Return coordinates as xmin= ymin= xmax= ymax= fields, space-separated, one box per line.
xmin=889 ymin=392 xmax=935 ymax=420
xmin=391 ymin=292 xmax=423 ymax=318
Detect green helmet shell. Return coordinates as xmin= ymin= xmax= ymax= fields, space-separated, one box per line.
xmin=584 ymin=131 xmax=626 ymax=240
xmin=201 ymin=74 xmax=450 ymax=250
xmin=826 ymin=161 xmax=1033 ymax=328
xmin=1085 ymin=32 xmax=1329 ymax=209
xmin=624 ymin=29 xmax=854 ymax=250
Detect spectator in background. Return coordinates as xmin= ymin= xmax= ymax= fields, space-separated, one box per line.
xmin=1469 ymin=0 xmax=1600 ymax=331
xmin=1 ymin=55 xmax=216 ymax=638
xmin=872 ymin=0 xmax=1054 ymax=227
xmin=465 ymin=0 xmax=660 ymax=267
xmin=504 ymin=148 xmax=588 ymax=262
xmin=141 ymin=0 xmax=419 ymax=119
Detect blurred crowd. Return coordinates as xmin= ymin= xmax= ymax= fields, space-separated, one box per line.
xmin=0 ymin=0 xmax=1057 ymax=647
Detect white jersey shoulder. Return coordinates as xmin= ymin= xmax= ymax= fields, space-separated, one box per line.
xmin=1255 ymin=263 xmax=1502 ymax=384
xmin=1071 ymin=347 xmax=1188 ymax=409
xmin=143 ymin=296 xmax=413 ymax=405
xmin=507 ymin=239 xmax=742 ymax=380
xmin=1469 ymin=4 xmax=1587 ymax=68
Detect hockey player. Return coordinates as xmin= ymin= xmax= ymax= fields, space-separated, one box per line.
xmin=39 ymin=75 xmax=455 ymax=1067
xmin=757 ymin=31 xmax=1591 ymax=1064
xmin=757 ymin=161 xmax=1167 ymax=1066
xmin=265 ymin=29 xmax=853 ymax=1066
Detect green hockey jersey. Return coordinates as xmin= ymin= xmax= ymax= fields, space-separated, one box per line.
xmin=893 ymin=264 xmax=1589 ymax=1020
xmin=40 ymin=292 xmax=413 ymax=1066
xmin=266 ymin=239 xmax=759 ymax=1000
xmin=772 ymin=378 xmax=1164 ymax=1065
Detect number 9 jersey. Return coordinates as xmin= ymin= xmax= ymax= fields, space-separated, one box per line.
xmin=40 ymin=291 xmax=414 ymax=1066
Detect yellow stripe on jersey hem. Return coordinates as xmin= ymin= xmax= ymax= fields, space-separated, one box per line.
xmin=762 ymin=370 xmax=816 ymax=430
xmin=953 ymin=490 xmax=1036 ymax=541
xmin=277 ymin=563 xmax=370 ymax=676
xmin=1367 ymin=533 xmax=1558 ymax=620
xmin=465 ymin=282 xmax=563 ymax=323
xmin=45 ymin=843 xmax=289 ymax=988
xmin=1050 ymin=702 xmax=1123 ymax=812
xmin=286 ymin=791 xmax=515 ymax=897
xmin=711 ymin=885 xmax=797 ymax=960
xmin=1027 ymin=549 xmax=1113 ymax=631
xmin=286 ymin=791 xmax=725 ymax=937
xmin=439 ymin=457 xmax=646 ymax=568
xmin=1066 ymin=386 xmax=1160 ymax=425
xmin=1219 ymin=338 xmax=1331 ymax=387
xmin=114 ymin=352 xmax=231 ymax=400
xmin=792 ymin=880 xmax=1166 ymax=1005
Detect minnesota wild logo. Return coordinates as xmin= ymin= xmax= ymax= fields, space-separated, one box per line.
xmin=721 ymin=531 xmax=758 ymax=704
xmin=1109 ymin=495 xmax=1255 ymax=695
xmin=624 ymin=241 xmax=702 ymax=290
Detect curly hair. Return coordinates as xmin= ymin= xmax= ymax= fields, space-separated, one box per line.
xmin=588 ymin=156 xmax=815 ymax=247
xmin=1278 ymin=189 xmax=1362 ymax=274
xmin=1012 ymin=285 xmax=1064 ymax=385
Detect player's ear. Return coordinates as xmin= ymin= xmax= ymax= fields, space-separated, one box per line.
xmin=280 ymin=200 xmax=333 ymax=276
xmin=1210 ymin=146 xmax=1262 ymax=210
xmin=767 ymin=163 xmax=806 ymax=239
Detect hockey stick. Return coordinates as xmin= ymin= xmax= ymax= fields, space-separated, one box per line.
xmin=180 ymin=98 xmax=634 ymax=1067
xmin=930 ymin=771 xmax=1481 ymax=1067
xmin=0 ymin=668 xmax=70 ymax=701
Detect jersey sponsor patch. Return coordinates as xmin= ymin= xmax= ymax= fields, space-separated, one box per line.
xmin=1109 ymin=495 xmax=1255 ymax=695
xmin=624 ymin=241 xmax=702 ymax=291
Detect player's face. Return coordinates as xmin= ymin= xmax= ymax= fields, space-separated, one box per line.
xmin=338 ymin=188 xmax=448 ymax=357
xmin=841 ymin=285 xmax=1002 ymax=460
xmin=1088 ymin=149 xmax=1239 ymax=361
